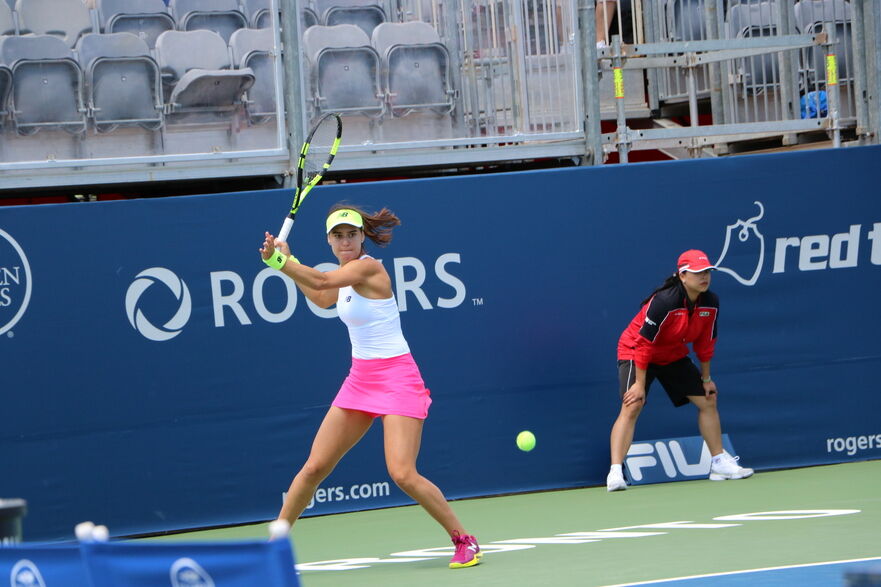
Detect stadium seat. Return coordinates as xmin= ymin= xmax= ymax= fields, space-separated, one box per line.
xmin=302 ymin=24 xmax=384 ymax=118
xmin=76 ymin=33 xmax=163 ymax=132
xmin=303 ymin=7 xmax=319 ymax=30
xmin=242 ymin=0 xmax=271 ymax=29
xmin=96 ymin=0 xmax=176 ymax=49
xmin=229 ymin=27 xmax=276 ymax=124
xmin=794 ymin=0 xmax=853 ymax=86
xmin=0 ymin=65 xmax=12 ymax=111
xmin=170 ymin=0 xmax=248 ymax=43
xmin=371 ymin=22 xmax=454 ymax=117
xmin=0 ymin=64 xmax=11 ymax=123
xmin=727 ymin=1 xmax=780 ymax=93
xmin=316 ymin=0 xmax=386 ymax=37
xmin=15 ymin=0 xmax=93 ymax=47
xmin=155 ymin=29 xmax=255 ymax=115
xmin=0 ymin=2 xmax=15 ymax=36
xmin=0 ymin=35 xmax=87 ymax=134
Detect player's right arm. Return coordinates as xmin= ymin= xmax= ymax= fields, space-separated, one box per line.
xmin=260 ymin=234 xmax=340 ymax=309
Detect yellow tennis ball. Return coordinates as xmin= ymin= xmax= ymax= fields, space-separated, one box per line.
xmin=516 ymin=430 xmax=536 ymax=452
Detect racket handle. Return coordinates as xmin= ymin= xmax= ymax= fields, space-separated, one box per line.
xmin=277 ymin=217 xmax=294 ymax=243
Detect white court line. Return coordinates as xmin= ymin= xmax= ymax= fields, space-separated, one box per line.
xmin=603 ymin=556 xmax=881 ymax=586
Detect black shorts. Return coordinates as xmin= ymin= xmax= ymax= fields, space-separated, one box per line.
xmin=617 ymin=357 xmax=705 ymax=408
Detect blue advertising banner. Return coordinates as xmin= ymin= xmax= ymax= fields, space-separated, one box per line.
xmin=0 ymin=539 xmax=298 ymax=587
xmin=0 ymin=544 xmax=90 ymax=586
xmin=80 ymin=539 xmax=298 ymax=587
xmin=1 ymin=145 xmax=880 ymax=540
xmin=624 ymin=434 xmax=737 ymax=485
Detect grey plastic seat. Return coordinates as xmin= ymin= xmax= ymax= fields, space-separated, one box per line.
xmin=170 ymin=0 xmax=248 ymax=43
xmin=242 ymin=0 xmax=271 ymax=28
xmin=0 ymin=34 xmax=87 ymax=134
xmin=303 ymin=7 xmax=318 ymax=29
xmin=97 ymin=0 xmax=175 ymax=49
xmin=76 ymin=33 xmax=163 ymax=132
xmin=794 ymin=0 xmax=853 ymax=85
xmin=727 ymin=1 xmax=780 ymax=92
xmin=371 ymin=22 xmax=454 ymax=117
xmin=0 ymin=64 xmax=11 ymax=122
xmin=302 ymin=24 xmax=383 ymax=117
xmin=0 ymin=2 xmax=15 ymax=36
xmin=15 ymin=0 xmax=93 ymax=47
xmin=229 ymin=27 xmax=276 ymax=123
xmin=155 ymin=29 xmax=255 ymax=114
xmin=316 ymin=0 xmax=386 ymax=37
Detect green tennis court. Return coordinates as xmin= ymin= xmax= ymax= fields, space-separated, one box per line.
xmin=147 ymin=459 xmax=881 ymax=586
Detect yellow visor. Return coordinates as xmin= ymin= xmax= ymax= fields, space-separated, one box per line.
xmin=326 ymin=209 xmax=364 ymax=233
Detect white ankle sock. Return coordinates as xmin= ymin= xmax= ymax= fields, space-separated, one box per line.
xmin=610 ymin=464 xmax=623 ymax=474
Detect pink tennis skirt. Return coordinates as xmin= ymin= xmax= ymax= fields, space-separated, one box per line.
xmin=332 ymin=353 xmax=432 ymax=419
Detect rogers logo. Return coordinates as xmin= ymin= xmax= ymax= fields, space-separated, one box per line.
xmin=125 ymin=267 xmax=192 ymax=341
xmin=11 ymin=559 xmax=47 ymax=587
xmin=170 ymin=557 xmax=215 ymax=587
xmin=0 ymin=229 xmax=33 ymax=337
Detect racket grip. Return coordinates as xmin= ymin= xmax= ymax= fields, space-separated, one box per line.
xmin=277 ymin=217 xmax=294 ymax=243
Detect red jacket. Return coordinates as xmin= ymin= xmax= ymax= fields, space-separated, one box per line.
xmin=618 ymin=284 xmax=719 ymax=370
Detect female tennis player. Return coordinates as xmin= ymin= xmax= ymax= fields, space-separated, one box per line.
xmin=606 ymin=250 xmax=754 ymax=492
xmin=259 ymin=204 xmax=481 ymax=569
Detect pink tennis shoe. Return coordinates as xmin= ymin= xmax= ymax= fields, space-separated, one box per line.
xmin=449 ymin=532 xmax=481 ymax=569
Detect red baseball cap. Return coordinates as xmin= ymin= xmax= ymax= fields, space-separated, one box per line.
xmin=677 ymin=249 xmax=716 ymax=273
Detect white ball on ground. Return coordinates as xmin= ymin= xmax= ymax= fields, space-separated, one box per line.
xmin=91 ymin=525 xmax=109 ymax=542
xmin=268 ymin=519 xmax=290 ymax=540
xmin=74 ymin=521 xmax=95 ymax=542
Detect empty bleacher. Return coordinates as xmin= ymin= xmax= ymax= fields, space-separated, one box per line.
xmin=315 ymin=0 xmax=386 ymax=37
xmin=170 ymin=0 xmax=248 ymax=43
xmin=76 ymin=32 xmax=163 ymax=132
xmin=96 ymin=0 xmax=175 ymax=49
xmin=0 ymin=0 xmax=281 ymax=166
xmin=300 ymin=7 xmax=456 ymax=144
xmin=0 ymin=0 xmax=875 ymax=193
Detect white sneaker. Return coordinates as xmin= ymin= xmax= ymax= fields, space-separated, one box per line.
xmin=606 ymin=468 xmax=627 ymax=492
xmin=596 ymin=40 xmax=608 ymax=49
xmin=709 ymin=452 xmax=754 ymax=481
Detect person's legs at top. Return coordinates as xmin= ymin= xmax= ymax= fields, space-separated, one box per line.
xmin=382 ymin=414 xmax=480 ymax=569
xmin=277 ymin=406 xmax=374 ymax=525
xmin=595 ymin=0 xmax=617 ymax=47
xmin=688 ymin=394 xmax=754 ymax=481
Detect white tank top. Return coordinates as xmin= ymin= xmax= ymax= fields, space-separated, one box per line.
xmin=336 ymin=259 xmax=410 ymax=359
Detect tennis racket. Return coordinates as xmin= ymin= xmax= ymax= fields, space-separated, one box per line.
xmin=277 ymin=113 xmax=343 ymax=242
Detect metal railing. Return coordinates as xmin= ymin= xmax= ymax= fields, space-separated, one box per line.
xmin=588 ymin=0 xmax=874 ymax=161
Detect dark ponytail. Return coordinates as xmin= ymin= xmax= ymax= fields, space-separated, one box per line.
xmin=328 ymin=203 xmax=400 ymax=248
xmin=640 ymin=274 xmax=681 ymax=307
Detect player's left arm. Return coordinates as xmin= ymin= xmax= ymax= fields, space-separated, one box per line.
xmin=286 ymin=257 xmax=381 ymax=291
xmin=694 ymin=292 xmax=719 ymax=396
xmin=699 ymin=361 xmax=717 ymax=396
